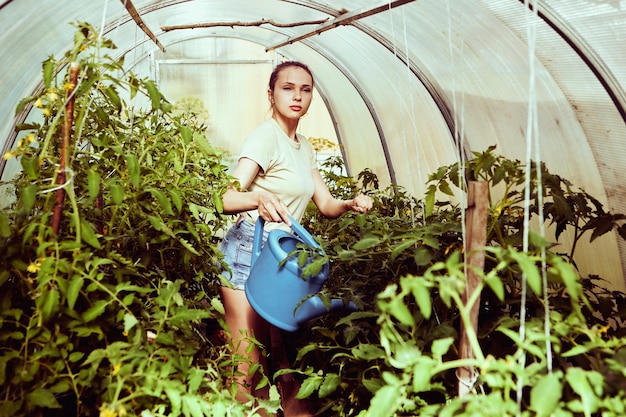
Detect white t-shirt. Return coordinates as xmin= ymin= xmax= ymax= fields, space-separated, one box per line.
xmin=240 ymin=118 xmax=316 ymax=231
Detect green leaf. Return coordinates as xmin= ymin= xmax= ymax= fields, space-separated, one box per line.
xmin=125 ymin=154 xmax=140 ymax=188
xmin=144 ymin=79 xmax=161 ymax=111
xmin=0 ymin=212 xmax=10 ymax=238
xmin=187 ymin=368 xmax=204 ymax=393
xmin=406 ymin=277 xmax=431 ymax=319
xmin=484 ymin=272 xmax=505 ymax=301
xmin=431 ymin=337 xmax=454 ymax=358
xmin=182 ymin=394 xmax=204 ymax=417
xmin=414 ymin=246 xmax=433 ymax=267
xmin=109 ymin=184 xmax=124 ymax=205
xmin=80 ymin=218 xmax=101 ymax=248
xmin=425 ymin=184 xmax=436 ymax=217
xmin=123 ymin=313 xmax=138 ymax=332
xmin=104 ymin=85 xmax=121 ymax=112
xmin=368 ymin=385 xmax=401 ymax=417
xmin=87 ymin=169 xmax=101 ymax=200
xmin=165 ymin=387 xmax=182 ymax=415
xmin=39 ymin=289 xmax=60 ymax=323
xmin=319 ymin=373 xmax=340 ymax=398
xmin=391 ymin=239 xmax=417 ymax=262
xmin=352 ymin=237 xmax=380 ymax=251
xmin=67 ymin=276 xmax=83 ymax=310
xmin=147 ymin=188 xmax=174 ymax=216
xmin=362 ymin=377 xmax=384 ymax=393
xmin=83 ymin=300 xmax=109 ymax=322
xmin=0 ymin=351 xmax=20 ymax=385
xmin=148 ymin=215 xmax=176 ymax=237
xmin=180 ymin=125 xmax=192 ymax=144
xmin=15 ymin=95 xmax=37 ymax=116
xmin=352 ymin=344 xmax=385 ymax=360
xmin=412 ymin=361 xmax=433 ymax=392
xmin=438 ymin=180 xmax=454 ymax=196
xmin=565 ymin=368 xmax=600 ymax=415
xmin=95 ymin=106 xmax=110 ymax=124
xmin=21 ymin=156 xmax=39 ymax=180
xmin=212 ymin=192 xmax=223 ymax=213
xmin=530 ymin=372 xmax=563 ymax=417
xmin=296 ymin=375 xmax=322 ymax=399
xmin=42 ymin=58 xmax=55 ymax=89
xmin=19 ymin=183 xmax=38 ymax=212
xmin=26 ymin=387 xmax=61 ymax=409
xmin=169 ymin=188 xmax=183 ymax=213
xmin=511 ymin=250 xmax=541 ymax=295
xmin=555 ymin=194 xmax=574 ymax=219
xmin=388 ymin=295 xmax=415 ymax=326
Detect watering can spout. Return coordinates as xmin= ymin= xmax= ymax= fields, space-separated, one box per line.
xmin=294 ymin=297 xmax=358 ymax=326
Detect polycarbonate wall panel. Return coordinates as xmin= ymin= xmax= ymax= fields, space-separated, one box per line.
xmin=475 ymin=0 xmax=626 ymax=291
xmin=289 ymin=23 xmax=457 ymax=195
xmin=1 ymin=0 xmax=625 ymax=286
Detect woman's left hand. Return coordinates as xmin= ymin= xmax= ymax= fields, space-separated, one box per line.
xmin=347 ymin=194 xmax=374 ymax=214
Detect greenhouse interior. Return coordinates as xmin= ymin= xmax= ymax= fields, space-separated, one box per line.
xmin=1 ymin=1 xmax=626 ymax=416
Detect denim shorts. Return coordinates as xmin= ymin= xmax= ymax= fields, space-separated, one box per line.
xmin=219 ymin=218 xmax=268 ymax=290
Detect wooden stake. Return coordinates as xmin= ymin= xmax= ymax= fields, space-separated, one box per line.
xmin=51 ymin=62 xmax=79 ymax=235
xmin=458 ymin=181 xmax=489 ymax=397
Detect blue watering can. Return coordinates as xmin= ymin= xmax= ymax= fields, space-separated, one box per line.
xmin=244 ymin=215 xmax=358 ymax=332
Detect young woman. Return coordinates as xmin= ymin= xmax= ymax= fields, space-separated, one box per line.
xmin=218 ymin=61 xmax=373 ymax=413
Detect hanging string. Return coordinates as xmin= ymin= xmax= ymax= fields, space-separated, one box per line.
xmin=447 ymin=0 xmax=476 ymax=393
xmin=527 ymin=1 xmax=552 ymax=373
xmin=401 ymin=6 xmax=425 ymax=226
xmin=518 ymin=0 xmax=551 ymax=412
xmin=446 ymin=0 xmax=468 ymax=294
xmin=98 ymin=0 xmax=110 ymax=62
xmin=387 ymin=1 xmax=421 ymax=226
xmin=446 ymin=0 xmax=467 ymax=253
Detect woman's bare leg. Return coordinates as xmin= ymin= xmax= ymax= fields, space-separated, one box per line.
xmin=270 ymin=326 xmax=315 ymax=416
xmin=219 ymin=286 xmax=271 ymax=404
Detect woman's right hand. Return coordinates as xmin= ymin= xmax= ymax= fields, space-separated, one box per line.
xmin=257 ymin=192 xmax=291 ymax=225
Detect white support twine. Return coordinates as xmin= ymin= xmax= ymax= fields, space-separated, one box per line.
xmin=519 ymin=0 xmax=552 ymax=413
xmin=40 ymin=167 xmax=75 ymax=194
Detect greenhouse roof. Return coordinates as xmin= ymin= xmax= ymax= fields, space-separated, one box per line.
xmin=1 ymin=0 xmax=625 ymax=288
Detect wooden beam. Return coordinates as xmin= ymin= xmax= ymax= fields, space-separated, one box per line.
xmin=120 ymin=0 xmax=166 ymax=52
xmin=458 ymin=181 xmax=489 ymax=397
xmin=265 ymin=0 xmax=416 ymax=52
xmin=161 ymin=18 xmax=330 ymax=32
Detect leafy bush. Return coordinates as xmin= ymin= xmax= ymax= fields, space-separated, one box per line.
xmin=0 ymin=23 xmax=279 ymax=417
xmin=287 ymin=148 xmax=626 ymax=416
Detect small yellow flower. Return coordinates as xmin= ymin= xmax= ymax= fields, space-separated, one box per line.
xmin=27 ymin=258 xmax=44 ymax=273
xmin=27 ymin=134 xmax=36 ymax=143
xmin=99 ymin=403 xmax=118 ymax=417
xmin=17 ymin=139 xmax=24 ymax=148
xmin=34 ymin=97 xmax=43 ymax=108
xmin=597 ymin=323 xmax=611 ymax=335
xmin=42 ymin=108 xmax=51 ymax=117
xmin=63 ymin=82 xmax=76 ymax=91
xmin=3 ymin=152 xmax=13 ymax=160
xmin=111 ymin=363 xmax=122 ymax=376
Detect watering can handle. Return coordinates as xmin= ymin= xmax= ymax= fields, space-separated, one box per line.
xmin=286 ymin=215 xmax=320 ymax=249
xmin=252 ymin=216 xmax=265 ymax=267
xmin=251 ymin=215 xmax=320 ymax=265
